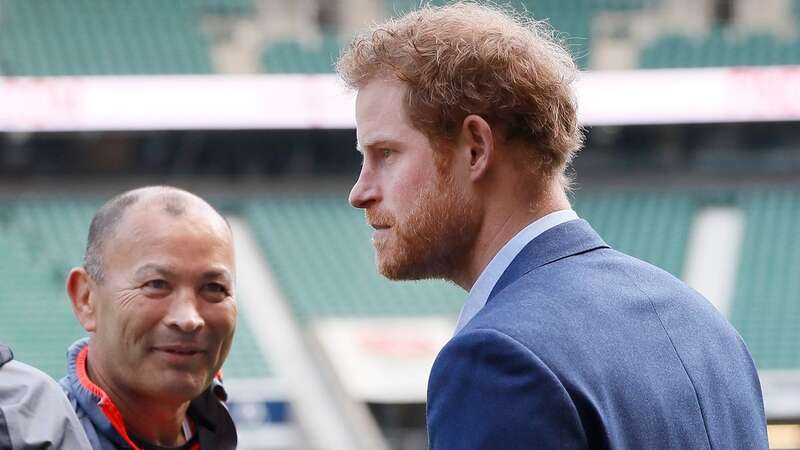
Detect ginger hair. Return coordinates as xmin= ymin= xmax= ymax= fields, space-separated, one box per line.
xmin=337 ymin=1 xmax=583 ymax=188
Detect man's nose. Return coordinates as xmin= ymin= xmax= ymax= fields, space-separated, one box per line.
xmin=349 ymin=167 xmax=380 ymax=209
xmin=166 ymin=289 xmax=205 ymax=333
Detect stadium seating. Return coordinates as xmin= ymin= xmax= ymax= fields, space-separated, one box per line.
xmin=264 ymin=0 xmax=796 ymax=71
xmin=0 ymin=199 xmax=94 ymax=376
xmin=0 ymin=0 xmax=220 ymax=75
xmin=2 ymin=0 xmax=799 ymax=75
xmin=519 ymin=0 xmax=593 ymax=68
xmin=262 ymin=34 xmax=342 ymax=74
xmin=572 ymin=189 xmax=695 ymax=277
xmin=0 ymin=198 xmax=271 ymax=378
xmin=730 ymin=188 xmax=800 ymax=370
xmin=641 ymin=30 xmax=800 ymax=69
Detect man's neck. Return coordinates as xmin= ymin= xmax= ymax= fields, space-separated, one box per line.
xmin=118 ymin=397 xmax=191 ymax=447
xmin=452 ymin=187 xmax=570 ymax=291
xmin=86 ymin=355 xmax=190 ymax=447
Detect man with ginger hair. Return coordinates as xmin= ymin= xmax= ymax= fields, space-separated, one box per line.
xmin=337 ymin=3 xmax=768 ymax=449
xmin=61 ymin=186 xmax=237 ymax=449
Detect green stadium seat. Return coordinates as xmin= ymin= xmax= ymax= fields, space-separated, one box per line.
xmin=572 ymin=189 xmax=695 ymax=277
xmin=730 ymin=188 xmax=800 ymax=369
xmin=0 ymin=0 xmax=224 ymax=75
xmin=641 ymin=28 xmax=800 ymax=69
xmin=195 ymin=0 xmax=254 ymax=16
xmin=594 ymin=0 xmax=660 ymax=12
xmin=0 ymin=200 xmax=96 ymax=376
xmin=520 ymin=0 xmax=593 ymax=69
xmin=262 ymin=34 xmax=342 ymax=74
xmin=1 ymin=0 xmax=798 ymax=74
xmin=640 ymin=34 xmax=695 ymax=69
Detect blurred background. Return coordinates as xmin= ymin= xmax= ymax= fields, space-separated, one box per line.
xmin=1 ymin=0 xmax=799 ymax=449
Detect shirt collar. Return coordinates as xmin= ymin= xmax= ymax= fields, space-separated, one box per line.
xmin=453 ymin=209 xmax=579 ymax=334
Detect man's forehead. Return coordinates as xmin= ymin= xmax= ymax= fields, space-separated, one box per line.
xmin=103 ymin=205 xmax=233 ymax=266
xmin=109 ymin=239 xmax=235 ymax=283
xmin=355 ymin=79 xmax=417 ymax=149
xmin=124 ymin=212 xmax=232 ymax=247
xmin=356 ymin=77 xmax=407 ymax=112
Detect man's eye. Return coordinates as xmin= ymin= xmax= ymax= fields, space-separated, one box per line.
xmin=381 ymin=148 xmax=392 ymax=158
xmin=205 ymin=283 xmax=229 ymax=295
xmin=144 ymin=280 xmax=169 ymax=290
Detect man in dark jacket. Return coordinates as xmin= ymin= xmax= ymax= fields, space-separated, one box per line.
xmin=1 ymin=343 xmax=90 ymax=449
xmin=60 ymin=186 xmax=237 ymax=449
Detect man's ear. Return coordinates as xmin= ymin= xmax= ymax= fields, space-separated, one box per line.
xmin=66 ymin=267 xmax=97 ymax=332
xmin=457 ymin=114 xmax=495 ymax=181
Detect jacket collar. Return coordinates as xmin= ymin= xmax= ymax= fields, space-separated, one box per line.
xmin=65 ymin=338 xmax=135 ymax=449
xmin=64 ymin=338 xmax=237 ymax=449
xmin=487 ymin=219 xmax=609 ymax=302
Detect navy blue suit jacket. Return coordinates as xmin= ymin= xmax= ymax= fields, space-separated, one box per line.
xmin=427 ymin=220 xmax=768 ymax=449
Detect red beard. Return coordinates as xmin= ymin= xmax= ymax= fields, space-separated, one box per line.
xmin=366 ymin=172 xmax=481 ymax=281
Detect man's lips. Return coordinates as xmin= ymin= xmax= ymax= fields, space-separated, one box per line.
xmin=154 ymin=345 xmax=205 ymax=355
xmin=370 ymin=224 xmax=391 ymax=241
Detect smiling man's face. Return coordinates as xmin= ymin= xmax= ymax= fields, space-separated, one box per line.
xmin=349 ymin=78 xmax=480 ymax=281
xmin=86 ymin=198 xmax=237 ymax=404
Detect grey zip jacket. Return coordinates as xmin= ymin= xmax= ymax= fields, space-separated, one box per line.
xmin=0 ymin=343 xmax=91 ymax=449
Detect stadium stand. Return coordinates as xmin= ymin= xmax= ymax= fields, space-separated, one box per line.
xmin=0 ymin=199 xmax=93 ymax=376
xmin=731 ymin=187 xmax=800 ymax=370
xmin=3 ymin=0 xmax=798 ymax=76
xmin=520 ymin=0 xmax=593 ymax=68
xmin=262 ymin=34 xmax=342 ymax=74
xmin=0 ymin=198 xmax=271 ymax=378
xmin=641 ymin=30 xmax=800 ymax=68
xmin=278 ymin=0 xmax=800 ymax=71
xmin=0 ymin=0 xmax=221 ymax=75
xmin=572 ymin=189 xmax=695 ymax=278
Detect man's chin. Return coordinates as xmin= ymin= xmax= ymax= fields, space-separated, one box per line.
xmin=378 ymin=264 xmax=411 ymax=281
xmin=376 ymin=256 xmax=409 ymax=280
xmin=150 ymin=372 xmax=210 ymax=402
xmin=377 ymin=254 xmax=435 ymax=281
xmin=376 ymin=247 xmax=409 ymax=280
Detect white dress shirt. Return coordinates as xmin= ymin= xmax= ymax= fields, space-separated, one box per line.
xmin=453 ymin=209 xmax=579 ymax=334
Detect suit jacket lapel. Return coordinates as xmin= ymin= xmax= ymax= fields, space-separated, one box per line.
xmin=487 ymin=219 xmax=609 ymax=302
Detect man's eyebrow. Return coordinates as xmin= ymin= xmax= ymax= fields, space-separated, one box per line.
xmin=357 ymin=138 xmax=402 ymax=153
xmin=134 ymin=263 xmax=177 ymax=278
xmin=134 ymin=265 xmax=232 ymax=281
xmin=200 ymin=270 xmax=232 ymax=282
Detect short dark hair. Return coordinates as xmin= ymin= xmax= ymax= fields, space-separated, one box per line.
xmin=83 ymin=186 xmax=221 ymax=282
xmin=84 ymin=191 xmax=140 ymax=282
